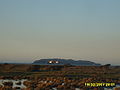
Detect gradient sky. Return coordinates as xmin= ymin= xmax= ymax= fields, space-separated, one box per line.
xmin=0 ymin=0 xmax=120 ymax=65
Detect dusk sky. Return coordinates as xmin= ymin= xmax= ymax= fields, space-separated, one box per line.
xmin=0 ymin=0 xmax=120 ymax=65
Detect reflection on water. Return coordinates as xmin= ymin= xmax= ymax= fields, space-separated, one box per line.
xmin=0 ymin=79 xmax=27 ymax=89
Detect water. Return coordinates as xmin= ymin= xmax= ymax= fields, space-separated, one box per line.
xmin=0 ymin=79 xmax=27 ymax=89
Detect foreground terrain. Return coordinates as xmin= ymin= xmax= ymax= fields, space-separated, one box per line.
xmin=0 ymin=63 xmax=120 ymax=90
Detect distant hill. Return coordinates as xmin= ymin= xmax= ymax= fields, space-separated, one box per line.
xmin=33 ymin=58 xmax=101 ymax=66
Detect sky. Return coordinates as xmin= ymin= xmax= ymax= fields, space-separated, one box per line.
xmin=0 ymin=0 xmax=120 ymax=65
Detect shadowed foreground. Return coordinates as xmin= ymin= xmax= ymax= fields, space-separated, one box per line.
xmin=0 ymin=64 xmax=120 ymax=90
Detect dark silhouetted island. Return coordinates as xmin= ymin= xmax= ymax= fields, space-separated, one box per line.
xmin=33 ymin=58 xmax=101 ymax=66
